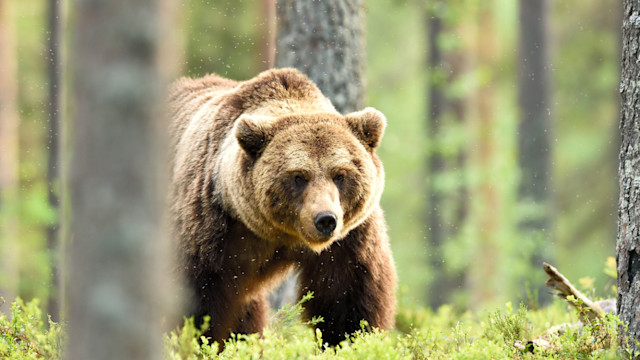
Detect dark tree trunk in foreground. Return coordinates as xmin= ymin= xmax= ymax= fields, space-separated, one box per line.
xmin=617 ymin=0 xmax=640 ymax=352
xmin=0 ymin=0 xmax=19 ymax=306
xmin=67 ymin=0 xmax=177 ymax=358
xmin=270 ymin=0 xmax=366 ymax=308
xmin=46 ymin=0 xmax=63 ymax=322
xmin=517 ymin=0 xmax=552 ymax=305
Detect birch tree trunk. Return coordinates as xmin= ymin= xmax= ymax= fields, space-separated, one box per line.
xmin=617 ymin=0 xmax=640 ymax=351
xmin=0 ymin=0 xmax=19 ymax=307
xmin=67 ymin=0 xmax=177 ymax=358
xmin=270 ymin=0 xmax=366 ymax=308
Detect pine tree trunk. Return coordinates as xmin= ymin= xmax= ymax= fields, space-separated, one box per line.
xmin=617 ymin=0 xmax=640 ymax=352
xmin=467 ymin=6 xmax=501 ymax=307
xmin=67 ymin=0 xmax=177 ymax=358
xmin=517 ymin=0 xmax=552 ymax=305
xmin=270 ymin=0 xmax=366 ymax=308
xmin=0 ymin=0 xmax=19 ymax=307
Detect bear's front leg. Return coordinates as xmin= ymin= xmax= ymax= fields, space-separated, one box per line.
xmin=234 ymin=294 xmax=269 ymax=335
xmin=188 ymin=275 xmax=242 ymax=345
xmin=298 ymin=209 xmax=396 ymax=346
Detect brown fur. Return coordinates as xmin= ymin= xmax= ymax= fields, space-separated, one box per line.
xmin=169 ymin=68 xmax=396 ymax=346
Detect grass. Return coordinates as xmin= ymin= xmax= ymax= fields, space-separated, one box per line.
xmin=0 ymin=293 xmax=634 ymax=359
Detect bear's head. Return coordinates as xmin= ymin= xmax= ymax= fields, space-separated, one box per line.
xmin=228 ymin=108 xmax=386 ymax=252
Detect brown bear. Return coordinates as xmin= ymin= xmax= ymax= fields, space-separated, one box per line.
xmin=168 ymin=68 xmax=396 ymax=346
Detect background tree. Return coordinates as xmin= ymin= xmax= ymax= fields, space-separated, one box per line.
xmin=259 ymin=0 xmax=276 ymax=70
xmin=425 ymin=0 xmax=468 ymax=308
xmin=46 ymin=0 xmax=63 ymax=321
xmin=276 ymin=0 xmax=365 ymax=114
xmin=0 ymin=0 xmax=19 ymax=306
xmin=426 ymin=0 xmax=447 ymax=308
xmin=466 ymin=4 xmax=502 ymax=307
xmin=617 ymin=0 xmax=640 ymax=351
xmin=66 ymin=0 xmax=178 ymax=358
xmin=270 ymin=0 xmax=366 ymax=308
xmin=517 ymin=0 xmax=552 ymax=305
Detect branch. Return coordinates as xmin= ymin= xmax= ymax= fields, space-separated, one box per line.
xmin=543 ymin=262 xmax=605 ymax=322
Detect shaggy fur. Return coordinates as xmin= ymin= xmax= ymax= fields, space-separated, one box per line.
xmin=169 ymin=68 xmax=396 ymax=346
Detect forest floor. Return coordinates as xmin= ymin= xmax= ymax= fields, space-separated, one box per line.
xmin=0 ymin=291 xmax=634 ymax=359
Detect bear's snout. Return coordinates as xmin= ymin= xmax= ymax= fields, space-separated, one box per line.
xmin=314 ymin=211 xmax=337 ymax=236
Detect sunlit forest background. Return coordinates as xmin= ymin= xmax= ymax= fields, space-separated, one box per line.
xmin=3 ymin=0 xmax=621 ymax=316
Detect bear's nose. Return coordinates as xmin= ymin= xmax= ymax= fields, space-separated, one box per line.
xmin=314 ymin=212 xmax=337 ymax=236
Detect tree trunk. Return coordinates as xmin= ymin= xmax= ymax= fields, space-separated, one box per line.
xmin=46 ymin=0 xmax=63 ymax=322
xmin=466 ymin=6 xmax=501 ymax=308
xmin=426 ymin=3 xmax=447 ymax=307
xmin=270 ymin=0 xmax=366 ymax=309
xmin=0 ymin=0 xmax=19 ymax=307
xmin=517 ymin=0 xmax=552 ymax=306
xmin=617 ymin=0 xmax=640 ymax=352
xmin=259 ymin=0 xmax=276 ymax=70
xmin=425 ymin=1 xmax=467 ymax=309
xmin=67 ymin=0 xmax=178 ymax=358
xmin=276 ymin=0 xmax=365 ymax=114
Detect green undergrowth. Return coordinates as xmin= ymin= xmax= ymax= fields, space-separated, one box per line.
xmin=0 ymin=294 xmax=634 ymax=359
xmin=165 ymin=293 xmax=631 ymax=360
xmin=0 ymin=298 xmax=65 ymax=360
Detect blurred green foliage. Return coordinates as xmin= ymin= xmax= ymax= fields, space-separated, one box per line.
xmin=3 ymin=0 xmax=620 ymax=314
xmin=4 ymin=0 xmax=57 ymax=304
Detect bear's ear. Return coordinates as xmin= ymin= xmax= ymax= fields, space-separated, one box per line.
xmin=235 ymin=114 xmax=274 ymax=158
xmin=345 ymin=107 xmax=387 ymax=150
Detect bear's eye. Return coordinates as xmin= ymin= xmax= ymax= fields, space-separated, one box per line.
xmin=333 ymin=174 xmax=345 ymax=186
xmin=294 ymin=174 xmax=308 ymax=187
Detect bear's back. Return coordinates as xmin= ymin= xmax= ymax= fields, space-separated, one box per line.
xmin=169 ymin=74 xmax=239 ymax=148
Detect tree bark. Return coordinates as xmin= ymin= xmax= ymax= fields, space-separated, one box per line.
xmin=0 ymin=0 xmax=19 ymax=307
xmin=67 ymin=0 xmax=177 ymax=358
xmin=517 ymin=0 xmax=552 ymax=305
xmin=617 ymin=0 xmax=640 ymax=352
xmin=270 ymin=0 xmax=366 ymax=308
xmin=276 ymin=0 xmax=365 ymax=114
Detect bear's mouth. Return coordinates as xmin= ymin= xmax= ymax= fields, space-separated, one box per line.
xmin=304 ymin=237 xmax=336 ymax=253
xmin=298 ymin=226 xmax=342 ymax=253
xmin=308 ymin=233 xmax=334 ymax=244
